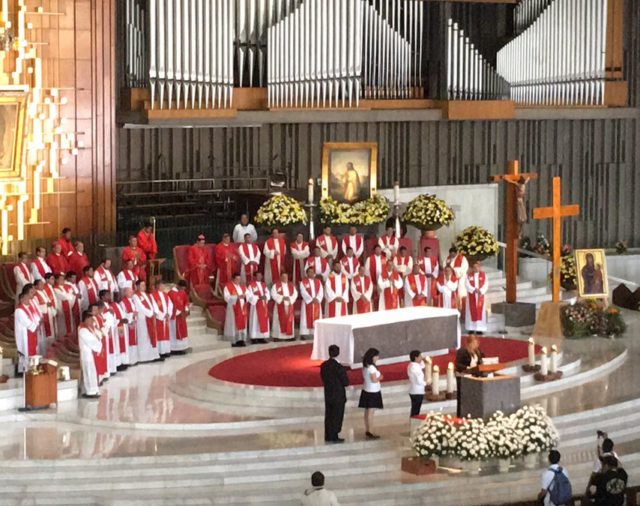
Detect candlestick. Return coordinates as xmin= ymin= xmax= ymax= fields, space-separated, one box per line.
xmin=528 ymin=338 xmax=535 ymax=366
xmin=393 ymin=181 xmax=400 ymax=204
xmin=540 ymin=347 xmax=548 ymax=376
xmin=307 ymin=178 xmax=314 ymax=204
xmin=550 ymin=345 xmax=558 ymax=373
xmin=446 ymin=362 xmax=455 ymax=394
xmin=424 ymin=356 xmax=432 ymax=386
xmin=432 ymin=365 xmax=440 ymax=396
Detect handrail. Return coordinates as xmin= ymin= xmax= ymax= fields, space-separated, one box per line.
xmin=116 ymin=176 xmax=271 ymax=186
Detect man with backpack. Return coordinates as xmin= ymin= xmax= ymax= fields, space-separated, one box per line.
xmin=589 ymin=455 xmax=628 ymax=506
xmin=538 ymin=450 xmax=573 ymax=506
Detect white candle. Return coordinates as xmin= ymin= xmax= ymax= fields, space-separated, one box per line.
xmin=540 ymin=347 xmax=548 ymax=376
xmin=432 ymin=365 xmax=440 ymax=396
xmin=0 ymin=346 xmax=3 ymax=377
xmin=528 ymin=338 xmax=536 ymax=366
xmin=393 ymin=181 xmax=400 ymax=203
xmin=550 ymin=345 xmax=558 ymax=373
xmin=424 ymin=356 xmax=432 ymax=386
xmin=307 ymin=178 xmax=314 ymax=204
xmin=446 ymin=362 xmax=455 ymax=394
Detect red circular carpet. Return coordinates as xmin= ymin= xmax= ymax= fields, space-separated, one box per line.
xmin=209 ymin=337 xmax=533 ymax=388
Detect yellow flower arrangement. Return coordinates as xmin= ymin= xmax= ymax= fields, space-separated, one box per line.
xmin=402 ymin=194 xmax=455 ymax=230
xmin=254 ymin=194 xmax=307 ymax=228
xmin=319 ymin=195 xmax=389 ymax=226
xmin=453 ymin=226 xmax=500 ymax=258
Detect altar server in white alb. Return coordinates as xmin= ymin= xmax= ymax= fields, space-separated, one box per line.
xmin=223 ymin=274 xmax=249 ymax=347
xmin=341 ymin=226 xmax=364 ymax=258
xmin=465 ymin=262 xmax=489 ymax=334
xmin=263 ymin=228 xmax=287 ymax=286
xmin=78 ymin=311 xmax=102 ymax=398
xmin=325 ymin=262 xmax=349 ymax=318
xmin=271 ymin=272 xmax=297 ymax=340
xmin=378 ymin=261 xmax=404 ymax=311
xmin=246 ymin=272 xmax=271 ymax=343
xmin=299 ymin=266 xmax=323 ymax=338
xmin=404 ymin=264 xmax=429 ymax=307
xmin=351 ymin=266 xmax=373 ymax=314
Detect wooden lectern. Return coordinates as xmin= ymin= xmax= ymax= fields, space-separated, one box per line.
xmin=459 ymin=366 xmax=520 ymax=419
xmin=25 ymin=363 xmax=58 ymax=410
xmin=148 ymin=258 xmax=166 ymax=281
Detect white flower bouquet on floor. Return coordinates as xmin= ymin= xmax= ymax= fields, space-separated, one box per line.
xmin=449 ymin=417 xmax=490 ymax=462
xmin=410 ymin=413 xmax=458 ymax=458
xmin=486 ymin=411 xmax=524 ymax=460
xmin=512 ymin=405 xmax=559 ymax=456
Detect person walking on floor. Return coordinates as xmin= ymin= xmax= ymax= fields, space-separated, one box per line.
xmin=358 ymin=347 xmax=383 ymax=440
xmin=320 ymin=345 xmax=349 ymax=444
xmin=301 ymin=471 xmax=340 ymax=506
xmin=407 ymin=350 xmax=426 ymax=417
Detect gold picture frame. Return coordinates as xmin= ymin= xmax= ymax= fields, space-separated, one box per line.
xmin=575 ymin=248 xmax=609 ymax=298
xmin=0 ymin=89 xmax=27 ymax=180
xmin=321 ymin=142 xmax=378 ymax=204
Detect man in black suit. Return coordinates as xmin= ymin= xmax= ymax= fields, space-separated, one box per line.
xmin=320 ymin=344 xmax=349 ymax=444
xmin=454 ymin=334 xmax=484 ymax=417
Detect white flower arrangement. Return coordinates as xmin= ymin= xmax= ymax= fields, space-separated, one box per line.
xmin=254 ymin=194 xmax=307 ymax=228
xmin=410 ymin=413 xmax=458 ymax=458
xmin=486 ymin=411 xmax=524 ymax=460
xmin=453 ymin=226 xmax=500 ymax=259
xmin=512 ymin=405 xmax=559 ymax=456
xmin=402 ymin=194 xmax=455 ymax=230
xmin=319 ymin=195 xmax=390 ymax=226
xmin=449 ymin=417 xmax=491 ymax=462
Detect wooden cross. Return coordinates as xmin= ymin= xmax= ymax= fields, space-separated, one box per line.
xmin=533 ymin=177 xmax=580 ymax=303
xmin=490 ymin=160 xmax=538 ymax=304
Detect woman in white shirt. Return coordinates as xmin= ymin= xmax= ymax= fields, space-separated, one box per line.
xmin=358 ymin=347 xmax=383 ymax=440
xmin=407 ymin=350 xmax=426 ymax=417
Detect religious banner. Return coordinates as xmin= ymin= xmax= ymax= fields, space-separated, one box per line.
xmin=575 ymin=249 xmax=609 ymax=299
xmin=321 ymin=142 xmax=377 ymax=204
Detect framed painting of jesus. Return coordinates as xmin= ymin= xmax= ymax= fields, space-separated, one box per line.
xmin=575 ymin=249 xmax=609 ymax=298
xmin=321 ymin=142 xmax=378 ymax=204
xmin=0 ymin=89 xmax=27 ymax=180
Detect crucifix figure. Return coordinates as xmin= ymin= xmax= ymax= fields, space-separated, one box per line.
xmin=490 ymin=160 xmax=538 ymax=304
xmin=533 ymin=177 xmax=580 ymax=303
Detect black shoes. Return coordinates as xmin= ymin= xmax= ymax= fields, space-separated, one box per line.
xmin=365 ymin=432 xmax=380 ymax=440
xmin=325 ymin=438 xmax=345 ymax=444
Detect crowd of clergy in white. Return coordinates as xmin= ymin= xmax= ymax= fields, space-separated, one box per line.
xmin=12 ymin=229 xmax=191 ymax=399
xmin=222 ymin=222 xmax=490 ymax=346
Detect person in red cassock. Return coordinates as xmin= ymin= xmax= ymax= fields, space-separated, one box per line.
xmin=215 ymin=233 xmax=239 ymax=295
xmin=187 ymin=234 xmax=215 ymax=286
xmin=57 ymin=227 xmax=76 ymax=258
xmin=137 ymin=222 xmax=158 ymax=261
xmin=169 ymin=280 xmax=190 ymax=353
xmin=121 ymin=235 xmax=147 ymax=282
xmin=47 ymin=242 xmax=69 ymax=276
xmin=68 ymin=241 xmax=90 ymax=280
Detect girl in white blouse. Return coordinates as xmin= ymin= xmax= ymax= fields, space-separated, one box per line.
xmin=358 ymin=347 xmax=384 ymax=440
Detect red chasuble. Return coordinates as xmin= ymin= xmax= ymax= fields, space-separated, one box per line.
xmin=215 ymin=243 xmax=239 ymax=288
xmin=187 ymin=244 xmax=214 ymax=286
xmin=406 ymin=274 xmax=428 ymax=306
xmin=81 ymin=276 xmax=99 ymax=305
xmin=151 ymin=290 xmax=170 ymax=343
xmin=137 ymin=230 xmax=158 ymax=260
xmin=120 ymin=297 xmax=137 ymax=346
xmin=467 ymin=272 xmax=487 ymax=322
xmin=265 ymin=237 xmax=286 ymax=280
xmin=300 ymin=277 xmax=322 ymax=330
xmin=352 ymin=275 xmax=373 ymax=314
xmin=290 ymin=241 xmax=309 ymax=283
xmin=168 ymin=289 xmax=189 ymax=340
xmin=46 ymin=252 xmax=69 ymax=276
xmin=248 ymin=281 xmax=269 ymax=334
xmin=68 ymin=252 xmax=89 ymax=278
xmin=273 ymin=282 xmax=295 ymax=335
xmin=93 ymin=315 xmax=108 ymax=377
xmin=225 ymin=282 xmax=248 ymax=331
xmin=122 ymin=247 xmax=147 ymax=281
xmin=380 ymin=270 xmax=401 ymax=310
xmin=136 ymin=292 xmax=157 ymax=346
xmin=17 ymin=303 xmax=38 ymax=355
xmin=110 ymin=302 xmax=127 ymax=352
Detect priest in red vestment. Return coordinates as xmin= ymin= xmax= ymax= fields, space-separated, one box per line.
xmin=78 ymin=266 xmax=100 ymax=312
xmin=263 ymin=228 xmax=287 ymax=286
xmin=238 ymin=233 xmax=261 ymax=284
xmin=13 ymin=252 xmax=33 ymax=302
xmin=419 ymin=246 xmax=440 ymax=305
xmin=404 ymin=264 xmax=429 ymax=307
xmin=340 ymin=247 xmax=359 ymax=281
xmin=137 ymin=222 xmax=158 ymax=261
xmin=150 ymin=280 xmax=172 ymax=357
xmin=215 ymin=233 xmax=239 ymax=295
xmin=47 ymin=242 xmax=69 ymax=276
xmin=436 ymin=266 xmax=459 ymax=309
xmin=56 ymin=227 xmax=76 ymax=258
xmin=299 ymin=266 xmax=323 ymax=338
xmin=325 ymin=262 xmax=349 ymax=318
xmin=68 ymin=241 xmax=90 ymax=279
xmin=53 ymin=273 xmax=76 ymax=339
xmin=290 ymin=233 xmax=310 ymax=284
xmin=246 ymin=272 xmax=270 ymax=343
xmin=122 ymin=235 xmax=147 ymax=282
xmin=270 ymin=272 xmax=297 ymax=340
xmin=465 ymin=262 xmax=489 ymax=335
xmin=351 ymin=266 xmax=373 ymax=314
xmin=316 ymin=226 xmax=338 ymax=261
xmin=186 ymin=234 xmax=215 ymax=286
xmin=340 ymin=226 xmax=364 ymax=258
xmin=15 ymin=290 xmax=41 ymax=373
xmin=378 ymin=262 xmax=403 ymax=311
xmin=223 ymin=274 xmax=249 ymax=346
xmin=305 ymin=246 xmax=330 ymax=282
xmin=31 ymin=247 xmax=52 ymax=281
xmin=378 ymin=226 xmax=399 ymax=259
xmin=168 ymin=280 xmax=190 ymax=352
xmin=364 ymin=244 xmax=387 ymax=310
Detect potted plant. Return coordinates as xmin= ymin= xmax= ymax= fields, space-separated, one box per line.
xmin=402 ymin=194 xmax=455 ymax=238
xmin=254 ymin=194 xmax=307 ymax=230
xmin=486 ymin=411 xmax=523 ymax=473
xmin=449 ymin=417 xmax=490 ymax=474
xmin=319 ymin=195 xmax=390 ymax=228
xmin=410 ymin=413 xmax=459 ymax=469
xmin=453 ymin=226 xmax=500 ymax=263
xmin=559 ymin=253 xmax=577 ymax=291
xmin=512 ymin=405 xmax=559 ymax=469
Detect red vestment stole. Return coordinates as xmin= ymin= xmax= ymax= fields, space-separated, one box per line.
xmin=380 ymin=235 xmax=398 ymax=251
xmin=33 ymin=258 xmax=49 ymax=279
xmin=16 ymin=262 xmax=31 ymax=283
xmin=340 ymin=256 xmax=359 ymax=278
xmin=290 ymin=242 xmax=309 ymax=283
xmin=436 ymin=274 xmax=458 ymax=309
xmin=452 ymin=255 xmax=465 ymax=269
xmin=248 ymin=281 xmax=269 ymax=334
xmin=110 ymin=302 xmax=127 ymax=352
xmin=94 ymin=315 xmax=108 ymax=376
xmin=317 ymin=235 xmax=337 ymax=257
xmin=226 ymin=282 xmax=248 ymax=331
xmin=381 ymin=271 xmax=400 ymax=309
xmin=123 ymin=247 xmax=146 ymax=278
xmin=407 ymin=274 xmax=428 ymax=306
xmin=66 ymin=283 xmax=81 ymax=336
xmin=136 ymin=292 xmax=157 ymax=346
xmin=342 ymin=235 xmax=363 ymax=256
xmin=327 ymin=274 xmax=348 ymax=317
xmin=81 ymin=277 xmax=99 ymax=305
xmin=95 ymin=267 xmax=112 ymax=291
xmin=17 ymin=304 xmax=38 ymax=355
xmin=169 ymin=289 xmax=189 ymax=339
xmin=119 ymin=269 xmax=137 ymax=287
xmin=265 ymin=237 xmax=286 ymax=280
xmin=301 ymin=278 xmax=321 ymax=329
xmin=216 ymin=243 xmax=238 ymax=286
xmin=352 ymin=275 xmax=372 ymax=313
xmin=55 ymin=285 xmax=74 ymax=337
xmin=240 ymin=243 xmax=260 ymax=282
xmin=368 ymin=254 xmax=387 ymax=281
xmin=34 ymin=290 xmax=52 ymax=337
xmin=273 ymin=282 xmax=294 ymax=334
xmin=420 ymin=256 xmax=439 ymax=300
xmin=121 ymin=297 xmax=137 ymax=345
xmin=152 ymin=291 xmax=170 ymax=342
xmin=305 ymin=256 xmax=328 ymax=278
xmin=467 ymin=272 xmax=486 ymax=322
xmin=47 ymin=253 xmax=68 ymax=276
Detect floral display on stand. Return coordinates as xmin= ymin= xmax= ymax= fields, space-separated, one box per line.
xmin=401 ymin=194 xmax=455 ymax=232
xmin=453 ymin=226 xmax=500 ymax=262
xmin=561 ymin=300 xmax=627 ymax=338
xmin=319 ymin=195 xmax=390 ymax=226
xmin=254 ymin=194 xmax=307 ymax=228
xmin=559 ymin=254 xmax=578 ymax=290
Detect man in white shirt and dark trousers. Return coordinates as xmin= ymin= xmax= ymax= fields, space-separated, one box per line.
xmin=538 ymin=450 xmax=572 ymax=506
xmin=407 ymin=350 xmax=426 ymax=417
xmin=301 ymin=471 xmax=340 ymax=506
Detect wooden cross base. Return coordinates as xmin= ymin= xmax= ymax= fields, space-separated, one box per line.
xmin=534 ymin=371 xmax=563 ymax=382
xmin=532 ymin=301 xmax=567 ymax=339
xmin=425 ymin=392 xmax=447 ymax=402
xmin=401 ymin=456 xmax=437 ymax=476
xmin=522 ymin=364 xmax=541 ymax=373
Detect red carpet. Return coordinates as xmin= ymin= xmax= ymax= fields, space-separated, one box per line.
xmin=209 ymin=337 xmax=535 ymax=388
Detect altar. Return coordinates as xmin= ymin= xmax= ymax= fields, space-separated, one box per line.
xmin=311 ymin=307 xmax=460 ymax=367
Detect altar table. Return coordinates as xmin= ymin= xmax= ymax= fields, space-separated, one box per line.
xmin=311 ymin=306 xmax=460 ymax=367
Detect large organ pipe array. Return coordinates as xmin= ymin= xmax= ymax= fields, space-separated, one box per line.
xmin=513 ymin=0 xmax=554 ymax=34
xmin=125 ymin=0 xmax=147 ymax=88
xmin=497 ymin=0 xmax=608 ymax=106
xmin=267 ymin=0 xmax=423 ymax=109
xmin=446 ymin=20 xmax=510 ymax=101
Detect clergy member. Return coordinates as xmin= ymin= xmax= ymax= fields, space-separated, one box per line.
xmin=340 ymin=226 xmax=364 ymax=258
xmin=238 ymin=233 xmax=261 ymax=284
xmin=121 ymin=235 xmax=147 ymax=282
xmin=65 ymin=272 xmax=81 ymax=335
xmin=271 ymin=272 xmax=297 ymax=340
xmin=299 ymin=266 xmax=323 ymax=339
xmin=109 ymin=290 xmax=131 ymax=368
xmin=168 ymin=280 xmax=190 ymax=353
xmin=67 ymin=241 xmax=90 ymax=278
xmin=317 ymin=226 xmax=338 ymax=261
xmin=150 ymin=280 xmax=173 ymax=357
xmin=465 ymin=262 xmax=489 ymax=335
xmin=223 ymin=273 xmax=249 ymax=347
xmin=33 ymin=279 xmax=54 ymax=354
xmin=393 ymin=246 xmax=414 ymax=277
xmin=117 ymin=259 xmax=138 ymax=292
xmin=325 ymin=262 xmax=349 ymax=318
xmin=119 ymin=286 xmax=138 ymax=365
xmin=14 ymin=290 xmax=41 ymax=373
xmin=436 ymin=265 xmax=459 ymax=309
xmin=137 ymin=222 xmax=158 ymax=261
xmin=350 ymin=265 xmax=373 ymax=314
xmin=290 ymin=233 xmax=310 ymax=284
xmin=340 ymin=247 xmax=359 ymax=281
xmin=263 ymin=228 xmax=287 ymax=286
xmin=56 ymin=227 xmax=76 ymax=258
xmin=378 ymin=226 xmax=399 ymax=258
xmin=53 ymin=273 xmax=76 ymax=339
xmin=447 ymin=247 xmax=470 ymax=302
xmin=305 ymin=246 xmax=330 ymax=282
xmin=186 ymin=234 xmax=215 ymax=286
xmin=215 ymin=233 xmax=239 ymax=295
xmin=31 ymin=247 xmax=52 ymax=281
xmin=98 ymin=292 xmax=119 ymax=374
xmin=133 ymin=279 xmax=159 ymax=362
xmin=47 ymin=242 xmax=69 ymax=277
xmin=378 ymin=262 xmax=403 ymax=311
xmin=78 ymin=311 xmax=102 ymax=398
xmin=232 ymin=213 xmax=258 ymax=243
xmin=14 ymin=252 xmax=34 ymax=302
xmin=78 ymin=266 xmax=100 ymax=312
xmin=404 ymin=264 xmax=429 ymax=307
xmin=246 ymin=272 xmax=270 ymax=344
xmin=38 ymin=274 xmax=58 ymax=347
xmin=419 ymin=246 xmax=440 ymax=305
xmin=94 ymin=258 xmax=118 ymax=298
xmin=364 ymin=244 xmax=387 ymax=309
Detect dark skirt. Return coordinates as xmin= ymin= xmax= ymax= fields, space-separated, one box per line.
xmin=358 ymin=390 xmax=384 ymax=409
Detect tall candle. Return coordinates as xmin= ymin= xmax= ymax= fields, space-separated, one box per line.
xmin=550 ymin=345 xmax=558 ymax=373
xmin=446 ymin=362 xmax=455 ymax=394
xmin=0 ymin=346 xmax=3 ymax=377
xmin=432 ymin=365 xmax=440 ymax=396
xmin=528 ymin=338 xmax=536 ymax=366
xmin=307 ymin=178 xmax=314 ymax=204
xmin=393 ymin=181 xmax=400 ymax=203
xmin=540 ymin=347 xmax=548 ymax=376
xmin=424 ymin=356 xmax=432 ymax=386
